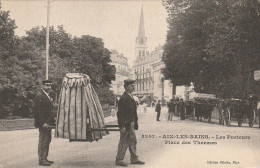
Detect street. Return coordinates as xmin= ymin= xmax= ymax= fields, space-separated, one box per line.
xmin=1 ymin=107 xmax=260 ymax=168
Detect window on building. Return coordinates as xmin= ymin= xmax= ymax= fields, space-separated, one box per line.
xmin=139 ymin=50 xmax=141 ymax=57
xmin=142 ymin=50 xmax=145 ymax=57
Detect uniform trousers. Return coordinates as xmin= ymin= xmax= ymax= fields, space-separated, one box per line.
xmin=116 ymin=121 xmax=138 ymax=162
xmin=38 ymin=127 xmax=52 ymax=162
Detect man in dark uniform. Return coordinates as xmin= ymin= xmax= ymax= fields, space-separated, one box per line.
xmin=34 ymin=80 xmax=55 ymax=166
xmin=155 ymin=100 xmax=161 ymax=121
xmin=167 ymin=98 xmax=175 ymax=121
xmin=115 ymin=79 xmax=145 ymax=167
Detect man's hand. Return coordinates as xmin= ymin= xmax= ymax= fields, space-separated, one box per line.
xmin=120 ymin=127 xmax=126 ymax=134
xmin=43 ymin=123 xmax=49 ymax=128
xmin=134 ymin=121 xmax=138 ymax=130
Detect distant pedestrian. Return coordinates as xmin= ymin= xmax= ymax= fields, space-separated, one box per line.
xmin=34 ymin=80 xmax=55 ymax=166
xmin=174 ymin=97 xmax=180 ymax=116
xmin=155 ymin=100 xmax=161 ymax=121
xmin=167 ymin=98 xmax=175 ymax=121
xmin=179 ymin=99 xmax=185 ymax=120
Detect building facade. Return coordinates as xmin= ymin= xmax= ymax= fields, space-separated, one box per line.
xmin=110 ymin=49 xmax=131 ymax=96
xmin=132 ymin=6 xmax=173 ymax=102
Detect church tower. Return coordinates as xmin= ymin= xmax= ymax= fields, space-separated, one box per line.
xmin=135 ymin=5 xmax=147 ymax=58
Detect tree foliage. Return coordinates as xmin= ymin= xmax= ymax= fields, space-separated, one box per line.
xmin=163 ymin=0 xmax=260 ymax=99
xmin=24 ymin=27 xmax=116 ymax=104
xmin=0 ymin=4 xmax=115 ymax=118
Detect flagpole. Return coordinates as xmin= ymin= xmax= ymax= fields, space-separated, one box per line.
xmin=46 ymin=0 xmax=50 ymax=80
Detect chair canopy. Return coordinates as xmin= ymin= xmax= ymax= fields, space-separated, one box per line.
xmin=55 ymin=73 xmax=108 ymax=142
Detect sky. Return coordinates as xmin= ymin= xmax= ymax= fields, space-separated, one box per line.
xmin=2 ymin=0 xmax=168 ymax=66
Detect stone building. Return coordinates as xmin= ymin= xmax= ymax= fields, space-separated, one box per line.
xmin=132 ymin=6 xmax=173 ymax=102
xmin=110 ymin=49 xmax=131 ymax=96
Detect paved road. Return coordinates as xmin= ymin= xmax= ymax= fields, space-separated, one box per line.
xmin=1 ymin=107 xmax=260 ymax=168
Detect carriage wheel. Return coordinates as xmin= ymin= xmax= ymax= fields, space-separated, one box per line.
xmin=249 ymin=110 xmax=256 ymax=127
xmin=249 ymin=110 xmax=255 ymax=127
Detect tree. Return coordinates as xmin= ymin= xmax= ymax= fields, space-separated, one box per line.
xmin=71 ymin=35 xmax=115 ymax=86
xmin=25 ymin=27 xmax=116 ymax=105
xmin=0 ymin=2 xmax=17 ymax=60
xmin=70 ymin=35 xmax=116 ymax=105
xmin=0 ymin=3 xmax=18 ymax=117
xmin=163 ymin=0 xmax=260 ymax=99
xmin=0 ymin=8 xmax=116 ymax=118
xmin=206 ymin=0 xmax=260 ymax=98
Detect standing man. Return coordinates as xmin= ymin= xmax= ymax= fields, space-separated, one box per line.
xmin=167 ymin=98 xmax=175 ymax=121
xmin=155 ymin=100 xmax=161 ymax=121
xmin=115 ymin=79 xmax=145 ymax=167
xmin=34 ymin=80 xmax=55 ymax=166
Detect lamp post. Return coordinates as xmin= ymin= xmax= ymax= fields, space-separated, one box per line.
xmin=45 ymin=0 xmax=50 ymax=80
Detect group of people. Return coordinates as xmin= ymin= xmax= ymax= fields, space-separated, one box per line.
xmin=33 ymin=78 xmax=260 ymax=167
xmin=34 ymin=79 xmax=145 ymax=167
xmin=154 ymin=97 xmax=186 ymax=121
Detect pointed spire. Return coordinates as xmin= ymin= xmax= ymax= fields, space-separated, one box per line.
xmin=138 ymin=5 xmax=145 ymax=37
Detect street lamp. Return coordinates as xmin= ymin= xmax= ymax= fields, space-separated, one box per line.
xmin=46 ymin=0 xmax=51 ymax=80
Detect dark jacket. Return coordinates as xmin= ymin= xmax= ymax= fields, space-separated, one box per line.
xmin=168 ymin=102 xmax=175 ymax=112
xmin=117 ymin=92 xmax=138 ymax=130
xmin=155 ymin=103 xmax=161 ymax=112
xmin=34 ymin=90 xmax=55 ymax=128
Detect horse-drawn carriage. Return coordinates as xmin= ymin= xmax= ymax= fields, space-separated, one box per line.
xmin=218 ymin=98 xmax=257 ymax=127
xmin=184 ymin=98 xmax=217 ymax=122
xmin=183 ymin=93 xmax=217 ymax=122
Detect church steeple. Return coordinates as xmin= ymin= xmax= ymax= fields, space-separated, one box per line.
xmin=135 ymin=5 xmax=147 ymax=58
xmin=138 ymin=5 xmax=145 ymax=39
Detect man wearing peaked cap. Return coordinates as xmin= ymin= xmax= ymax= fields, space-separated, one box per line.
xmin=115 ymin=79 xmax=145 ymax=167
xmin=124 ymin=79 xmax=135 ymax=85
xmin=34 ymin=79 xmax=55 ymax=166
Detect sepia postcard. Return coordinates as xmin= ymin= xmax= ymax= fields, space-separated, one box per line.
xmin=0 ymin=0 xmax=260 ymax=168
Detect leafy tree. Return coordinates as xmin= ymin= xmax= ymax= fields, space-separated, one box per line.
xmin=0 ymin=5 xmax=116 ymax=118
xmin=0 ymin=2 xmax=17 ymax=60
xmin=71 ymin=35 xmax=115 ymax=86
xmin=24 ymin=27 xmax=116 ymax=105
xmin=25 ymin=25 xmax=75 ymax=59
xmin=206 ymin=0 xmax=260 ymax=98
xmin=0 ymin=3 xmax=18 ymax=118
xmin=70 ymin=35 xmax=116 ymax=105
xmin=163 ymin=0 xmax=260 ymax=99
